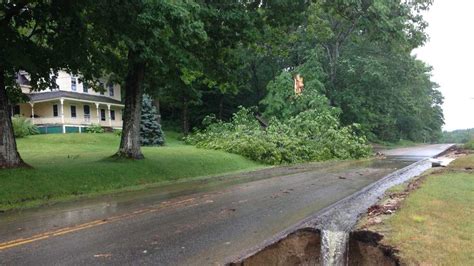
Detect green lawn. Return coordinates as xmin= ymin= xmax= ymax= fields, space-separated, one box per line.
xmin=384 ymin=155 xmax=474 ymax=264
xmin=0 ymin=132 xmax=263 ymax=211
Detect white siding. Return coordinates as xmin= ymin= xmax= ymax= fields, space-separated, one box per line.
xmin=53 ymin=70 xmax=121 ymax=101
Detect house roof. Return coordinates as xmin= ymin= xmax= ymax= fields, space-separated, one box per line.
xmin=28 ymin=91 xmax=123 ymax=105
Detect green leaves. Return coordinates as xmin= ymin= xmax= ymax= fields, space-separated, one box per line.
xmin=12 ymin=116 xmax=39 ymax=138
xmin=261 ymin=68 xmax=330 ymax=120
xmin=186 ymin=107 xmax=371 ymax=165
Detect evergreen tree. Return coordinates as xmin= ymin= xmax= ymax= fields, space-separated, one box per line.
xmin=140 ymin=94 xmax=165 ymax=146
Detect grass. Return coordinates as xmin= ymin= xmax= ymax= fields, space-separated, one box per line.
xmin=383 ymin=154 xmax=474 ymax=264
xmin=0 ymin=132 xmax=263 ymax=211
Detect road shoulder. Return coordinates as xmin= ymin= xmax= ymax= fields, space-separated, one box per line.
xmin=352 ymin=150 xmax=474 ymax=264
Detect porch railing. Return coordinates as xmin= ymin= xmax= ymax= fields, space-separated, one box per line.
xmin=28 ymin=115 xmax=121 ymax=127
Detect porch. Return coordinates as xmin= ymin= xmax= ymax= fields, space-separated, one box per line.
xmin=16 ymin=96 xmax=124 ymax=133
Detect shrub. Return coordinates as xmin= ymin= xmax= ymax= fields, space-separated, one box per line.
xmin=85 ymin=124 xmax=104 ymax=133
xmin=464 ymin=139 xmax=474 ymax=150
xmin=12 ymin=115 xmax=39 ymax=138
xmin=113 ymin=129 xmax=122 ymax=136
xmin=186 ymin=107 xmax=371 ymax=165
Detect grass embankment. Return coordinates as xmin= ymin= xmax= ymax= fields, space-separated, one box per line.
xmin=384 ymin=154 xmax=474 ymax=264
xmin=0 ymin=132 xmax=263 ymax=211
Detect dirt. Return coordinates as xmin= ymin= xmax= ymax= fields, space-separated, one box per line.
xmin=436 ymin=146 xmax=469 ymax=158
xmin=229 ymin=228 xmax=321 ymax=266
xmin=229 ymin=227 xmax=402 ymax=266
xmin=348 ymin=231 xmax=399 ymax=266
xmin=359 ymin=174 xmax=426 ymax=230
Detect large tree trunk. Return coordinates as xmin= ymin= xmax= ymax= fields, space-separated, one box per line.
xmin=0 ymin=69 xmax=28 ymax=168
xmin=115 ymin=52 xmax=145 ymax=159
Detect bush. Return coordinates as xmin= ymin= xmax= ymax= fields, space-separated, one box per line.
xmin=186 ymin=107 xmax=371 ymax=165
xmin=12 ymin=115 xmax=39 ymax=138
xmin=464 ymin=139 xmax=474 ymax=150
xmin=85 ymin=124 xmax=104 ymax=133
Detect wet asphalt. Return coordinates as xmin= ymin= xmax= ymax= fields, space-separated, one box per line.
xmin=0 ymin=144 xmax=453 ymax=265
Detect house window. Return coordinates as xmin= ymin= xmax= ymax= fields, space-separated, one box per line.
xmin=53 ymin=104 xmax=58 ymax=117
xmin=108 ymin=83 xmax=114 ymax=97
xmin=13 ymin=105 xmax=20 ymax=116
xmin=110 ymin=110 xmax=115 ymax=120
xmin=71 ymin=77 xmax=77 ymax=91
xmin=83 ymin=105 xmax=90 ymax=121
xmin=100 ymin=109 xmax=106 ymax=121
xmin=83 ymin=82 xmax=88 ymax=93
xmin=99 ymin=81 xmax=105 ymax=95
xmin=71 ymin=106 xmax=77 ymax=118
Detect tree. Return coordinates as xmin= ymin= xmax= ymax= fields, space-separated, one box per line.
xmin=306 ymin=0 xmax=432 ymax=105
xmin=159 ymin=0 xmax=314 ymax=130
xmin=140 ymin=94 xmax=165 ymax=146
xmin=0 ymin=1 xmax=93 ymax=168
xmin=88 ymin=0 xmax=206 ymax=159
xmin=159 ymin=0 xmax=262 ymax=134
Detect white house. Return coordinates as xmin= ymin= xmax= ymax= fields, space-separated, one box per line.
xmin=12 ymin=71 xmax=124 ymax=133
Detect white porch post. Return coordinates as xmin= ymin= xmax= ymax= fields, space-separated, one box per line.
xmin=95 ymin=102 xmax=100 ymax=124
xmin=60 ymin=98 xmax=65 ymax=133
xmin=107 ymin=104 xmax=112 ymax=127
xmin=29 ymin=102 xmax=35 ymax=124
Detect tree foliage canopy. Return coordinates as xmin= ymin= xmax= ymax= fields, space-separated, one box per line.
xmin=1 ymin=0 xmax=444 ymax=167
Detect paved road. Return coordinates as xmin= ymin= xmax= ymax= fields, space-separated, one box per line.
xmin=0 ymin=144 xmax=453 ymax=265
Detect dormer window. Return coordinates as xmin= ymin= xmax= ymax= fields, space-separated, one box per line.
xmin=83 ymin=82 xmax=88 ymax=93
xmin=108 ymin=83 xmax=114 ymax=97
xmin=99 ymin=81 xmax=104 ymax=95
xmin=71 ymin=77 xmax=77 ymax=91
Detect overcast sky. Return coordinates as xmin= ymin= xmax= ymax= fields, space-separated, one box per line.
xmin=414 ymin=0 xmax=474 ymax=131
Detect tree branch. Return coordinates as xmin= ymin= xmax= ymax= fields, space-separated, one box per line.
xmin=1 ymin=1 xmax=29 ymax=26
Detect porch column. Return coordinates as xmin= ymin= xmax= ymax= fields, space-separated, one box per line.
xmin=29 ymin=102 xmax=35 ymax=124
xmin=107 ymin=104 xmax=112 ymax=127
xmin=95 ymin=102 xmax=100 ymax=124
xmin=60 ymin=98 xmax=65 ymax=133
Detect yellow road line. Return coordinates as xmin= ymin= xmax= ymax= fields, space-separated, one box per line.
xmin=0 ymin=195 xmax=214 ymax=251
